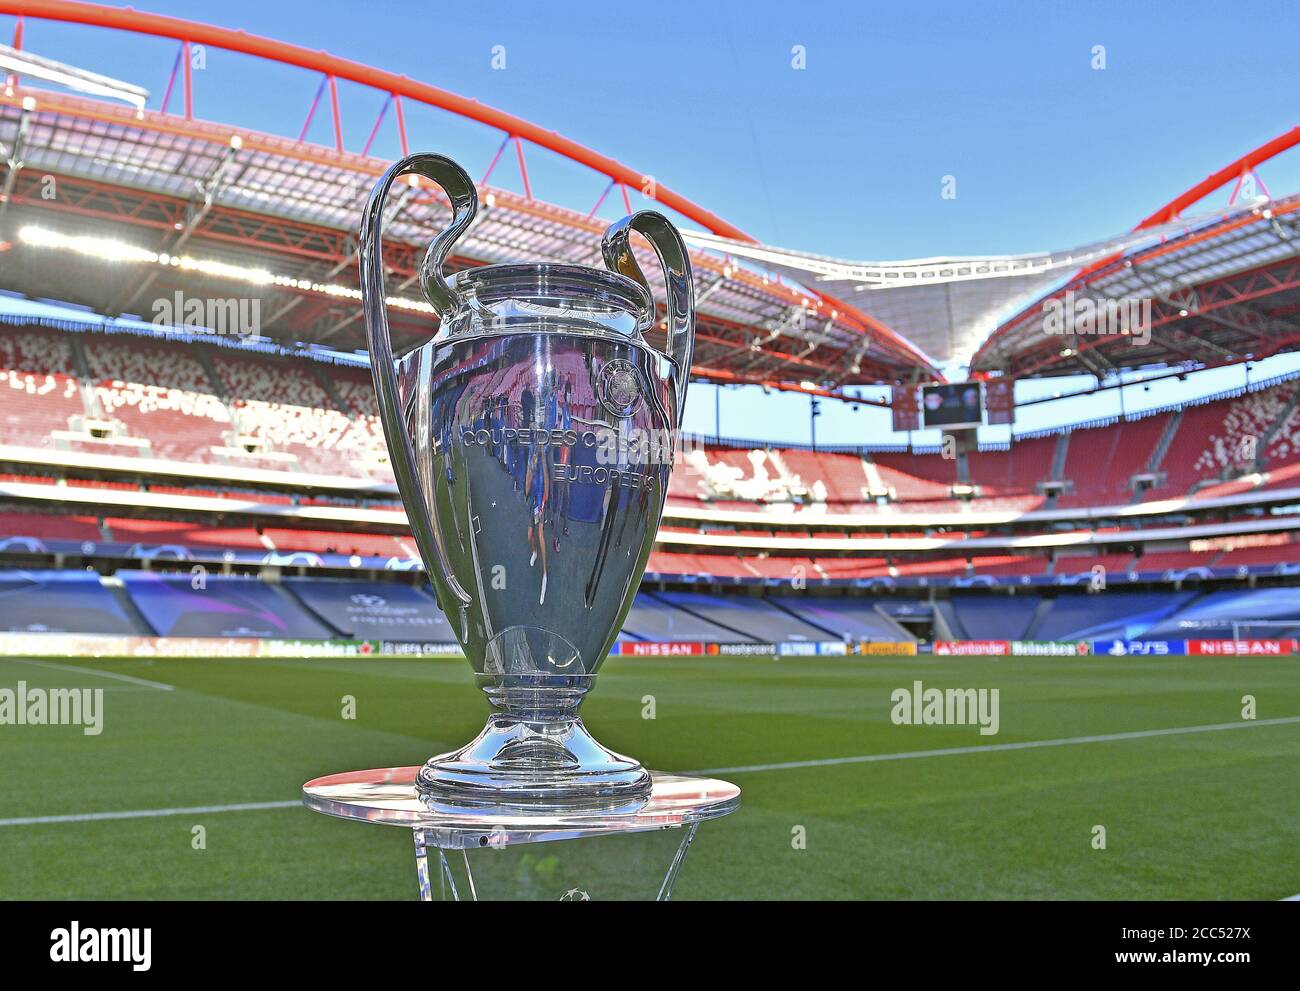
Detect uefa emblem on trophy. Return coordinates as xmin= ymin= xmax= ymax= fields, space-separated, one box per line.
xmin=359 ymin=154 xmax=695 ymax=807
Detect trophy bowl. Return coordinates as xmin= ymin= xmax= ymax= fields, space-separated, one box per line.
xmin=360 ymin=154 xmax=695 ymax=810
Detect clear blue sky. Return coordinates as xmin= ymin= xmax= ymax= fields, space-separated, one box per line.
xmin=7 ymin=0 xmax=1300 ymax=445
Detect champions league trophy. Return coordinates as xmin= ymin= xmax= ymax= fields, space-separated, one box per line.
xmin=302 ymin=154 xmax=738 ymax=900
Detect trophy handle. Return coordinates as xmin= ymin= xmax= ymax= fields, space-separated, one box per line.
xmin=360 ymin=154 xmax=477 ymax=608
xmin=600 ymin=211 xmax=696 ymax=424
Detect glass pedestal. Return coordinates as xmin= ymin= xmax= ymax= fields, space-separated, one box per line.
xmin=303 ymin=768 xmax=740 ymax=901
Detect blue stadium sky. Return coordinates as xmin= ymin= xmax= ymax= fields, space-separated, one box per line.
xmin=6 ymin=0 xmax=1300 ymax=444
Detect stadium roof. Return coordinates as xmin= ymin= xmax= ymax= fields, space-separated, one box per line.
xmin=690 ymin=126 xmax=1300 ymax=381
xmin=970 ymin=127 xmax=1300 ymax=379
xmin=0 ymin=0 xmax=941 ymax=394
xmin=684 ymin=217 xmax=1243 ymax=367
xmin=971 ymin=194 xmax=1300 ymax=378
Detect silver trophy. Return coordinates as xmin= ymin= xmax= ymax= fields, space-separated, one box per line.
xmin=360 ymin=153 xmax=694 ymax=809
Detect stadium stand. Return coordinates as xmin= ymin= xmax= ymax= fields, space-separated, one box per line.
xmin=1052 ymin=553 xmax=1134 ymax=580
xmin=103 ymin=517 xmax=268 ymax=551
xmin=1213 ymin=539 xmax=1298 ymax=569
xmin=262 ymin=528 xmax=412 ymax=558
xmin=0 ymin=569 xmax=141 ymax=635
xmin=966 ymin=436 xmax=1056 ymax=499
xmin=5 ymin=328 xmax=1300 ymax=644
xmin=620 ymin=594 xmax=752 ymax=642
xmin=1055 ymin=415 xmax=1168 ymax=507
xmin=285 ymin=578 xmax=455 ymax=641
xmin=653 ymin=590 xmax=832 ymax=641
xmin=1129 ymin=549 xmax=1221 ymax=574
xmin=85 ymin=334 xmax=233 ymax=462
xmin=1149 ymin=383 xmax=1300 ymax=499
xmin=0 ymin=512 xmax=102 ymax=542
xmin=1144 ymin=587 xmax=1300 ymax=639
xmin=870 ymin=449 xmax=956 ymax=503
xmin=208 ymin=351 xmax=380 ymax=475
xmin=1032 ymin=591 xmax=1198 ymax=641
xmin=121 ymin=571 xmax=335 ymax=638
xmin=0 ymin=327 xmax=87 ymax=450
xmin=950 ymin=595 xmax=1042 ymax=640
xmin=769 ymin=596 xmax=911 ymax=641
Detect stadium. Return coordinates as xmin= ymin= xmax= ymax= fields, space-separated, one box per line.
xmin=0 ymin=0 xmax=1296 ymax=907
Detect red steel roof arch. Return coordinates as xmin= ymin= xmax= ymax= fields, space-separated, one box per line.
xmin=971 ymin=125 xmax=1300 ymax=377
xmin=0 ymin=0 xmax=938 ymax=383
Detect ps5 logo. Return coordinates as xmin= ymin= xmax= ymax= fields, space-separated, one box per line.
xmin=1100 ymin=640 xmax=1174 ymax=656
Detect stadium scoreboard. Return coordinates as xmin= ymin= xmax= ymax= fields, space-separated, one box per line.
xmin=922 ymin=381 xmax=984 ymax=430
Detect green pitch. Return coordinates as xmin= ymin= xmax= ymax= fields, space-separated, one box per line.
xmin=0 ymin=652 xmax=1296 ymax=900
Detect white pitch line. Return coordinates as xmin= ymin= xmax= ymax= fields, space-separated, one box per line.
xmin=688 ymin=715 xmax=1300 ymax=776
xmin=5 ymin=717 xmax=1297 ymax=827
xmin=5 ymin=657 xmax=174 ymax=691
xmin=0 ymin=799 xmax=300 ymax=827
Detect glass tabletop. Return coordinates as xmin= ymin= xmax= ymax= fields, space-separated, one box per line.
xmin=302 ymin=767 xmax=740 ymax=848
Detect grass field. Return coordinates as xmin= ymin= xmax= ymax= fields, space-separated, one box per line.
xmin=1 ymin=650 xmax=1297 ymax=900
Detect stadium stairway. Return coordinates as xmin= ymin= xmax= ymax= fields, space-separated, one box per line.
xmin=642 ymin=591 xmax=739 ymax=639
xmin=933 ymin=600 xmax=966 ymax=639
xmin=1021 ymin=597 xmax=1057 ymax=640
xmin=1050 ymin=431 xmax=1069 ymax=483
xmin=1141 ymin=409 xmax=1183 ymax=502
xmin=309 ymin=363 xmax=352 ymax=415
xmin=101 ymin=573 xmax=157 ymax=635
xmin=271 ymin=579 xmax=347 ymax=638
xmin=64 ymin=334 xmax=102 ymax=424
xmin=767 ymin=595 xmax=860 ymax=641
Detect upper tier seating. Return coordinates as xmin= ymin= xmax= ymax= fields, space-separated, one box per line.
xmin=1213 ymin=540 xmax=1297 ymax=569
xmin=0 ymin=511 xmax=102 ymax=542
xmin=1151 ymin=384 xmax=1300 ymax=499
xmin=871 ymin=450 xmax=956 ymax=502
xmin=1055 ymin=415 xmax=1168 ymax=508
xmin=7 ymin=326 xmax=1300 ymax=523
xmin=0 ymin=327 xmax=86 ymax=449
xmin=966 ymin=436 xmax=1057 ymax=498
xmin=85 ymin=335 xmax=232 ymax=462
xmin=212 ymin=353 xmax=380 ymax=475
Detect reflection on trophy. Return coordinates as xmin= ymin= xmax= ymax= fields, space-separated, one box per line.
xmin=360 ymin=153 xmax=697 ymax=808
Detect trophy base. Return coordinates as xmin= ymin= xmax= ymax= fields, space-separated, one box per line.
xmin=416 ymin=714 xmax=652 ymax=810
xmin=302 ymin=767 xmax=741 ymax=899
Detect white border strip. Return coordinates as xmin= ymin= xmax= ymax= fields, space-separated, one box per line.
xmin=7 ymin=657 xmax=175 ymax=691
xmin=0 ymin=800 xmax=299 ymax=827
xmin=690 ymin=715 xmax=1300 ymax=775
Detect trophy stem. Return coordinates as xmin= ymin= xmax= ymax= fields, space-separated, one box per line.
xmin=415 ymin=674 xmax=652 ymax=809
